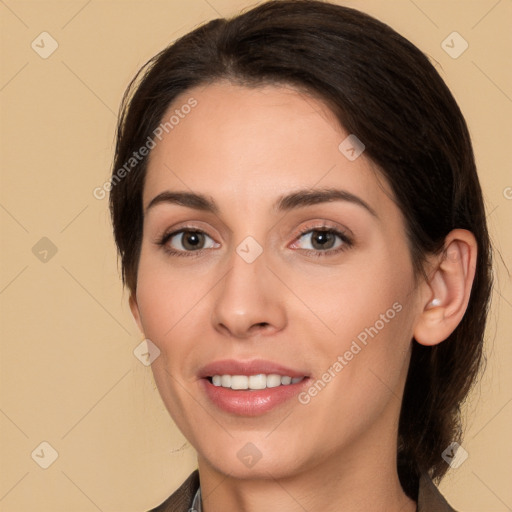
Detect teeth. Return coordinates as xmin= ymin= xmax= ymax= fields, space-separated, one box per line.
xmin=267 ymin=374 xmax=282 ymax=388
xmin=210 ymin=374 xmax=305 ymax=390
xmin=231 ymin=375 xmax=248 ymax=390
xmin=248 ymin=374 xmax=267 ymax=389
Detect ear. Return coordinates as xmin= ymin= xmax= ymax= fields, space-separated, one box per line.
xmin=129 ymin=292 xmax=144 ymax=334
xmin=414 ymin=229 xmax=478 ymax=346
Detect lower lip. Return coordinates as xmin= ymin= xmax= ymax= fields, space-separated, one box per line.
xmin=201 ymin=378 xmax=309 ymax=416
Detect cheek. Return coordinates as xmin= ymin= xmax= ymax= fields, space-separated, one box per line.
xmin=297 ymin=296 xmax=414 ymax=451
xmin=134 ymin=259 xmax=188 ymax=370
xmin=134 ymin=257 xmax=206 ymax=428
xmin=296 ymin=248 xmax=413 ymax=345
xmin=135 ymin=251 xmax=201 ymax=338
xmin=299 ymin=244 xmax=416 ymax=405
xmin=134 ymin=250 xmax=218 ymax=382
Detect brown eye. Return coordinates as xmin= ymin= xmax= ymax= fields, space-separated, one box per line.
xmin=296 ymin=229 xmax=345 ymax=252
xmin=181 ymin=231 xmax=205 ymax=250
xmin=310 ymin=230 xmax=337 ymax=250
xmin=167 ymin=230 xmax=217 ymax=252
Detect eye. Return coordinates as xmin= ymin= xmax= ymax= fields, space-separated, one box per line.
xmin=291 ymin=226 xmax=352 ymax=256
xmin=159 ymin=229 xmax=218 ymax=256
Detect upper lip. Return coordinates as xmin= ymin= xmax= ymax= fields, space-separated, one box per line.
xmin=199 ymin=359 xmax=309 ymax=379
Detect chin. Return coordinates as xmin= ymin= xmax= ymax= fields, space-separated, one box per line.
xmin=200 ymin=449 xmax=303 ymax=480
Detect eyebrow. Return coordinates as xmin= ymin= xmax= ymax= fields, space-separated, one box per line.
xmin=145 ymin=187 xmax=377 ymax=217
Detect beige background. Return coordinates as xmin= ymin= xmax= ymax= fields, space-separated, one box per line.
xmin=0 ymin=0 xmax=510 ymax=510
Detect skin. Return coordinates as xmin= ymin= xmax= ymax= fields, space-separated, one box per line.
xmin=130 ymin=82 xmax=477 ymax=512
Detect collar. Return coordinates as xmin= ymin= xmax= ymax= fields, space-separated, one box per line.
xmin=190 ymin=487 xmax=202 ymax=512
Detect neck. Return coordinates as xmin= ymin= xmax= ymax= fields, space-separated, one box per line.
xmin=197 ymin=422 xmax=416 ymax=512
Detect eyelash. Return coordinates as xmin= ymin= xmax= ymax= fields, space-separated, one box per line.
xmin=293 ymin=223 xmax=353 ymax=258
xmin=156 ymin=223 xmax=353 ymax=259
xmin=157 ymin=226 xmax=217 ymax=259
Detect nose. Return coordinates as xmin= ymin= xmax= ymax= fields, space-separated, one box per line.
xmin=211 ymin=248 xmax=287 ymax=339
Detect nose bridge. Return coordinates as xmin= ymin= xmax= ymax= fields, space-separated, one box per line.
xmin=211 ymin=239 xmax=287 ymax=338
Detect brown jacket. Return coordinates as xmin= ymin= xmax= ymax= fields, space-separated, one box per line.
xmin=148 ymin=470 xmax=456 ymax=511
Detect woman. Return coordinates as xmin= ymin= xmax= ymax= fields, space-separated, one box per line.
xmin=109 ymin=1 xmax=492 ymax=510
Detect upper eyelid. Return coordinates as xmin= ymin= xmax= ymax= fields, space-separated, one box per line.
xmin=292 ymin=226 xmax=351 ymax=248
xmin=156 ymin=222 xmax=217 ymax=242
xmin=152 ymin=211 xmax=353 ymax=236
xmin=160 ymin=222 xmax=345 ymax=237
xmin=159 ymin=223 xmax=350 ymax=249
xmin=295 ymin=221 xmax=351 ymax=236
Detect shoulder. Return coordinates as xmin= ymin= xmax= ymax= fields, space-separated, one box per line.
xmin=147 ymin=470 xmax=200 ymax=512
xmin=417 ymin=472 xmax=458 ymax=512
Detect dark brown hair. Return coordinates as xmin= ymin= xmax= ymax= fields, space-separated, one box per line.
xmin=110 ymin=0 xmax=492 ymax=499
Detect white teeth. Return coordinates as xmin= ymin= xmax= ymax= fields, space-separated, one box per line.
xmin=210 ymin=374 xmax=305 ymax=389
xmin=248 ymin=374 xmax=267 ymax=389
xmin=231 ymin=375 xmax=249 ymax=390
xmin=266 ymin=374 xmax=282 ymax=388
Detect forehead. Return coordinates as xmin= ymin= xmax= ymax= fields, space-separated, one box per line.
xmin=143 ymin=81 xmax=392 ymax=214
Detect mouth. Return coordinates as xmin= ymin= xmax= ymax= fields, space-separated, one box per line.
xmin=207 ymin=374 xmax=306 ymax=390
xmin=199 ymin=360 xmax=310 ymax=416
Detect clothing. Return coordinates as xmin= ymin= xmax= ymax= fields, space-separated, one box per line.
xmin=148 ymin=469 xmax=456 ymax=512
xmin=190 ymin=487 xmax=202 ymax=512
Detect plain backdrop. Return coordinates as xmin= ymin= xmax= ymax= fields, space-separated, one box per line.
xmin=0 ymin=0 xmax=511 ymax=510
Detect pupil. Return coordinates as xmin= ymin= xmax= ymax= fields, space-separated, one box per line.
xmin=183 ymin=232 xmax=203 ymax=250
xmin=312 ymin=231 xmax=334 ymax=250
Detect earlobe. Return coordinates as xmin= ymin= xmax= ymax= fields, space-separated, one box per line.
xmin=129 ymin=293 xmax=144 ymax=333
xmin=414 ymin=229 xmax=477 ymax=346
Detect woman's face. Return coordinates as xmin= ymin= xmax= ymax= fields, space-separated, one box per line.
xmin=131 ymin=82 xmax=426 ymax=479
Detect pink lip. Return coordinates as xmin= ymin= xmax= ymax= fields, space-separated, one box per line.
xmin=199 ymin=359 xmax=308 ymax=379
xmin=198 ymin=359 xmax=310 ymax=416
